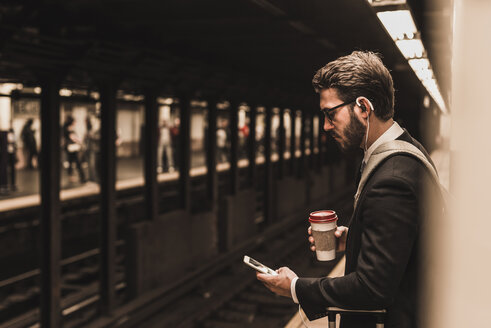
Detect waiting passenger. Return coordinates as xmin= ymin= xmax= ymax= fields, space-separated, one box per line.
xmin=20 ymin=118 xmax=38 ymax=169
xmin=158 ymin=119 xmax=174 ymax=173
xmin=63 ymin=115 xmax=86 ymax=184
xmin=216 ymin=119 xmax=229 ymax=163
xmin=256 ymin=51 xmax=442 ymax=328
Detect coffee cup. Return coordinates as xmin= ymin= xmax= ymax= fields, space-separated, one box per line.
xmin=309 ymin=210 xmax=338 ymax=261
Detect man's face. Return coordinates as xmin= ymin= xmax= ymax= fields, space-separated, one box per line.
xmin=320 ymin=88 xmax=366 ymax=152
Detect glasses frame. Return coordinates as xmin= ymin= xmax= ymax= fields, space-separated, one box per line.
xmin=321 ymin=100 xmax=355 ymax=124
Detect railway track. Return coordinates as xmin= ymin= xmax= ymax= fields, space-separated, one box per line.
xmin=131 ymin=195 xmax=353 ymax=328
xmin=0 ymin=177 xmax=352 ymax=328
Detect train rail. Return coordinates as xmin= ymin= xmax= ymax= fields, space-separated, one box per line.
xmin=0 ymin=182 xmax=352 ymax=328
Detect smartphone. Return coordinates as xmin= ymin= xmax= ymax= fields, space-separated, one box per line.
xmin=243 ymin=255 xmax=278 ymax=275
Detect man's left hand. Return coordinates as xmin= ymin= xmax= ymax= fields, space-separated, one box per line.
xmin=256 ymin=267 xmax=297 ymax=298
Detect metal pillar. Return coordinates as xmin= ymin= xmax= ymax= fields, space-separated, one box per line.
xmin=309 ymin=113 xmax=315 ymax=170
xmin=144 ymin=89 xmax=159 ymax=221
xmin=99 ymin=82 xmax=117 ymax=315
xmin=264 ymin=106 xmax=273 ymax=224
xmin=318 ymin=114 xmax=324 ymax=168
xmin=278 ymin=108 xmax=285 ymax=179
xmin=206 ymin=98 xmax=218 ymax=212
xmin=39 ymin=78 xmax=61 ymax=328
xmin=247 ymin=104 xmax=257 ymax=188
xmin=290 ymin=110 xmax=296 ymax=176
xmin=299 ymin=110 xmax=305 ymax=178
xmin=178 ymin=95 xmax=191 ymax=211
xmin=229 ymin=101 xmax=239 ymax=195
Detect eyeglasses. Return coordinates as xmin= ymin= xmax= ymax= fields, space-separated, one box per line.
xmin=320 ymin=100 xmax=355 ymax=125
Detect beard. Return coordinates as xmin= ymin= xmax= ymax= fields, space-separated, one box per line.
xmin=331 ymin=108 xmax=366 ymax=153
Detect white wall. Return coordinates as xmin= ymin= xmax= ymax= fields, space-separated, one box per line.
xmin=424 ymin=1 xmax=491 ymax=327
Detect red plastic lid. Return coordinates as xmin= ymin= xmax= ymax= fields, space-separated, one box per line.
xmin=309 ymin=210 xmax=338 ymax=223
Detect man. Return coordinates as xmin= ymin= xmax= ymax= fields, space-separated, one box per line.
xmin=257 ymin=51 xmax=438 ymax=327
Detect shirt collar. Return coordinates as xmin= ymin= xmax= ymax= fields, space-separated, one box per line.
xmin=362 ymin=121 xmax=404 ymax=165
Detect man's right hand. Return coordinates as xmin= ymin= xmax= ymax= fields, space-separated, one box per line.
xmin=308 ymin=225 xmax=348 ymax=252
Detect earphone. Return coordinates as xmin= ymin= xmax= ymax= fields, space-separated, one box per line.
xmin=356 ymin=97 xmax=374 ymax=113
xmin=356 ymin=97 xmax=374 ymax=152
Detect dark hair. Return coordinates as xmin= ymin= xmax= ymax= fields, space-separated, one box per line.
xmin=312 ymin=51 xmax=395 ymax=121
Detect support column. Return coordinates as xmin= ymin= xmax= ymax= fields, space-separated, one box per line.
xmin=39 ymin=78 xmax=61 ymax=328
xmin=247 ymin=104 xmax=257 ymax=188
xmin=99 ymin=82 xmax=117 ymax=315
xmin=264 ymin=106 xmax=273 ymax=224
xmin=309 ymin=113 xmax=317 ymax=170
xmin=206 ymin=98 xmax=218 ymax=212
xmin=229 ymin=100 xmax=239 ymax=195
xmin=318 ymin=114 xmax=324 ymax=169
xmin=299 ymin=110 xmax=305 ymax=178
xmin=144 ymin=89 xmax=159 ymax=221
xmin=178 ymin=95 xmax=191 ymax=211
xmin=290 ymin=110 xmax=296 ymax=176
xmin=278 ymin=107 xmax=285 ymax=179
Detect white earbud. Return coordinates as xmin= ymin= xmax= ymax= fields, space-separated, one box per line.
xmin=356 ymin=97 xmax=374 ymax=152
xmin=356 ymin=97 xmax=374 ymax=113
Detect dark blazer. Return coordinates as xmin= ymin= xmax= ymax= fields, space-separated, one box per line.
xmin=296 ymin=130 xmax=438 ymax=328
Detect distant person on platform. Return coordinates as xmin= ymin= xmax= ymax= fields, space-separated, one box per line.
xmin=256 ymin=51 xmax=441 ymax=327
xmin=63 ymin=115 xmax=86 ymax=184
xmin=21 ymin=118 xmax=38 ymax=169
xmin=158 ymin=119 xmax=175 ymax=173
xmin=216 ymin=119 xmax=229 ymax=163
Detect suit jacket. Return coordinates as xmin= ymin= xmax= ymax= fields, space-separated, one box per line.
xmin=296 ymin=130 xmax=438 ymax=328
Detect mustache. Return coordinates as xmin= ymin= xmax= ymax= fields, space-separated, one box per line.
xmin=330 ymin=131 xmax=340 ymax=139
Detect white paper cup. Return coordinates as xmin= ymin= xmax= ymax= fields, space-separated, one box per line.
xmin=309 ymin=210 xmax=338 ymax=261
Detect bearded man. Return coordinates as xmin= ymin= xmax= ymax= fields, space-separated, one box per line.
xmin=257 ymin=51 xmax=438 ymax=328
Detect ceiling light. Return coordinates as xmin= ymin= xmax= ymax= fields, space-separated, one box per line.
xmin=408 ymin=58 xmax=430 ymax=71
xmin=395 ymin=39 xmax=424 ymax=58
xmin=377 ymin=10 xmax=417 ymax=40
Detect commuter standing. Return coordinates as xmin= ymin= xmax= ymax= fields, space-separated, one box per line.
xmin=63 ymin=115 xmax=86 ymax=183
xmin=216 ymin=119 xmax=229 ymax=163
xmin=158 ymin=119 xmax=174 ymax=172
xmin=256 ymin=51 xmax=442 ymax=328
xmin=21 ymin=118 xmax=38 ymax=169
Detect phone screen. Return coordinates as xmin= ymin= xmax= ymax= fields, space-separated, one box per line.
xmin=243 ymin=256 xmax=278 ymax=275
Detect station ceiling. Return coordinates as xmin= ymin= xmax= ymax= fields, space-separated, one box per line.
xmin=0 ymin=0 xmax=451 ymax=110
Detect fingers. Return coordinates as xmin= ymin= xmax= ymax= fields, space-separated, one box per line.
xmin=334 ymin=226 xmax=348 ymax=237
xmin=256 ymin=272 xmax=272 ymax=283
xmin=308 ymin=236 xmax=316 ymax=251
xmin=308 ymin=226 xmax=312 ymax=235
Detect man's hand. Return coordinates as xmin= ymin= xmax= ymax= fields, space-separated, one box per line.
xmin=256 ymin=267 xmax=297 ymax=298
xmin=308 ymin=225 xmax=348 ymax=252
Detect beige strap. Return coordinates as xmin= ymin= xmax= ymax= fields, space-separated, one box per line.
xmin=354 ymin=140 xmax=440 ymax=209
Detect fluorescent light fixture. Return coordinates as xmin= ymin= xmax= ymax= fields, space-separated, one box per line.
xmin=408 ymin=58 xmax=430 ymax=71
xmin=395 ymin=39 xmax=424 ymax=58
xmin=415 ymin=68 xmax=433 ymax=81
xmin=371 ymin=2 xmax=447 ymax=112
xmin=369 ymin=0 xmax=407 ymax=6
xmin=377 ymin=10 xmax=417 ymax=40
